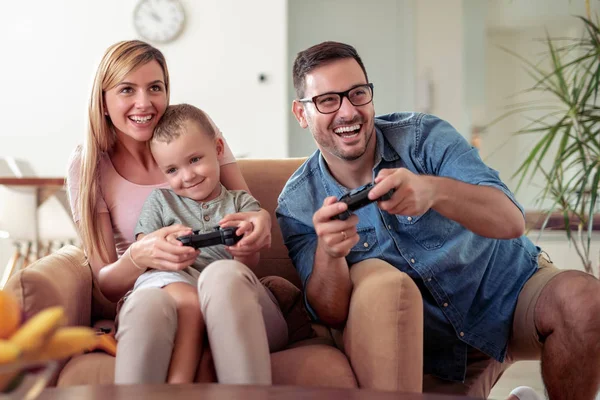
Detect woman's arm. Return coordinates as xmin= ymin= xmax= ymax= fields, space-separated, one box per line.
xmin=84 ymin=214 xmax=145 ymax=302
xmin=85 ymin=215 xmax=199 ymax=302
xmin=219 ymin=162 xmax=272 ymax=252
xmin=220 ymin=162 xmax=250 ymax=193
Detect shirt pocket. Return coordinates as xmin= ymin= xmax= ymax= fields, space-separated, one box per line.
xmin=396 ymin=209 xmax=456 ymax=250
xmin=347 ymin=227 xmax=381 ymax=263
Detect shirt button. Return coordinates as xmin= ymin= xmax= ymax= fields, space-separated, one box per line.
xmin=203 ymin=216 xmax=210 ymax=221
xmin=363 ymin=242 xmax=369 ymax=248
xmin=443 ymin=303 xmax=448 ymax=307
xmin=407 ymin=216 xmax=413 ymax=222
xmin=410 ymin=258 xmax=415 ymax=263
xmin=460 ymin=332 xmax=465 ymax=337
xmin=427 ymin=278 xmax=432 ymax=282
xmin=387 ymin=225 xmax=392 ymax=229
xmin=202 ymin=204 xmax=209 ymax=209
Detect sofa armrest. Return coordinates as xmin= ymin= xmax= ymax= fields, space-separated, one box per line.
xmin=343 ymin=259 xmax=423 ymax=392
xmin=4 ymin=245 xmax=93 ymax=328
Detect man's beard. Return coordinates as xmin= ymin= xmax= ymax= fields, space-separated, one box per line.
xmin=327 ymin=126 xmax=373 ymax=161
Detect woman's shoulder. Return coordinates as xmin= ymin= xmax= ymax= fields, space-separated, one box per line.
xmin=67 ymin=145 xmax=111 ymax=184
xmin=68 ymin=145 xmax=110 ymax=169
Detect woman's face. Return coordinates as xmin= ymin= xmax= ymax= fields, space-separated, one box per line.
xmin=104 ymin=60 xmax=167 ymax=143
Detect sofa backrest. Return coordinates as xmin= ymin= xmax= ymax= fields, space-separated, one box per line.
xmin=237 ymin=158 xmax=306 ymax=288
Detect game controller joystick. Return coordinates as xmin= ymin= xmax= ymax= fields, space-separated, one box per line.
xmin=176 ymin=226 xmax=243 ymax=249
xmin=332 ymin=182 xmax=394 ymax=221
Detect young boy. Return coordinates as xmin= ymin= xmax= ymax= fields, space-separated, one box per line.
xmin=132 ymin=104 xmax=288 ymax=384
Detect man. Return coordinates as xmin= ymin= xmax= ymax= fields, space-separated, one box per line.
xmin=276 ymin=41 xmax=600 ymax=399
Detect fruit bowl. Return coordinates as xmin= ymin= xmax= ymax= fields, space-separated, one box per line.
xmin=0 ymin=360 xmax=58 ymax=399
xmin=0 ymin=290 xmax=100 ymax=399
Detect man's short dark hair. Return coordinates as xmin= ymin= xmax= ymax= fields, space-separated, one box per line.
xmin=292 ymin=41 xmax=369 ymax=99
xmin=153 ymin=103 xmax=216 ymax=144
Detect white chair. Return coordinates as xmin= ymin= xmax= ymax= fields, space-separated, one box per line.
xmin=0 ymin=157 xmax=78 ymax=288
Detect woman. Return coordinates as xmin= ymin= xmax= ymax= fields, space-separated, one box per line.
xmin=67 ymin=40 xmax=273 ymax=384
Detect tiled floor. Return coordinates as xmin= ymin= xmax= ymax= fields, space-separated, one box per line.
xmin=489 ymin=361 xmax=600 ymax=400
xmin=489 ymin=361 xmax=544 ymax=399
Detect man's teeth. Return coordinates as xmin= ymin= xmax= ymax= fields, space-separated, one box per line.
xmin=129 ymin=115 xmax=152 ymax=123
xmin=334 ymin=124 xmax=360 ymax=134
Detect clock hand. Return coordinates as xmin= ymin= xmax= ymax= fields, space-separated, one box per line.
xmin=150 ymin=11 xmax=162 ymax=22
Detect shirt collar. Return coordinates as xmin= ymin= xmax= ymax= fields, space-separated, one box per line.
xmin=374 ymin=124 xmax=401 ymax=168
xmin=317 ymin=123 xmax=401 ymax=195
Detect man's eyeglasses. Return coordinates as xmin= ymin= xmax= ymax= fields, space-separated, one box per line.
xmin=299 ymin=83 xmax=374 ymax=114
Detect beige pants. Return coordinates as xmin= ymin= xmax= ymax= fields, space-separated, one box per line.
xmin=114 ymin=260 xmax=288 ymax=385
xmin=423 ymin=254 xmax=565 ymax=398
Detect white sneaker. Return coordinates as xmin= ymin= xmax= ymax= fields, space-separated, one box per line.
xmin=509 ymin=386 xmax=543 ymax=400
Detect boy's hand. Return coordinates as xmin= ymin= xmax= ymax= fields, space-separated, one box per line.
xmin=134 ymin=224 xmax=199 ymax=271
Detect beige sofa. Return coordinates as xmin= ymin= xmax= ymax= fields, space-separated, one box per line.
xmin=4 ymin=158 xmax=423 ymax=391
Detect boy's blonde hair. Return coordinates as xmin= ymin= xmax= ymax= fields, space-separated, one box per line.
xmin=153 ymin=104 xmax=216 ymax=144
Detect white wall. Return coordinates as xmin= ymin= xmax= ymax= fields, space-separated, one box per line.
xmin=0 ymin=0 xmax=287 ymax=179
xmin=415 ymin=0 xmax=468 ymax=135
xmin=287 ymin=0 xmax=416 ymax=157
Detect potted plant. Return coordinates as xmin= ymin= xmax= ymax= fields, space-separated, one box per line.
xmin=490 ymin=3 xmax=600 ymax=277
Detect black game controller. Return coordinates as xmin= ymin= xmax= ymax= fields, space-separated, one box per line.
xmin=332 ymin=182 xmax=395 ymax=221
xmin=177 ymin=226 xmax=243 ymax=249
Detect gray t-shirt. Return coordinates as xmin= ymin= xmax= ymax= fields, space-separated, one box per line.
xmin=134 ymin=184 xmax=260 ymax=272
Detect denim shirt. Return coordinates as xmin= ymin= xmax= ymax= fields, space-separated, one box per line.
xmin=276 ymin=113 xmax=540 ymax=381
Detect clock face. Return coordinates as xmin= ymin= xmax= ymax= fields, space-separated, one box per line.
xmin=133 ymin=0 xmax=185 ymax=44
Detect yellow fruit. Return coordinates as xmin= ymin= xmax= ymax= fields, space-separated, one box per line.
xmin=0 ymin=340 xmax=20 ymax=364
xmin=9 ymin=307 xmax=65 ymax=355
xmin=0 ymin=291 xmax=21 ymax=340
xmin=30 ymin=327 xmax=99 ymax=362
xmin=96 ymin=334 xmax=117 ymax=357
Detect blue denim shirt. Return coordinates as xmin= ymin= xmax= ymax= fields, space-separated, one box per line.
xmin=276 ymin=113 xmax=540 ymax=381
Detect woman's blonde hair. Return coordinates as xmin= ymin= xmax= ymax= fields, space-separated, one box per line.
xmin=78 ymin=40 xmax=170 ymax=263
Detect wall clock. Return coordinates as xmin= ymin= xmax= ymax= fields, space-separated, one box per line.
xmin=133 ymin=0 xmax=185 ymax=44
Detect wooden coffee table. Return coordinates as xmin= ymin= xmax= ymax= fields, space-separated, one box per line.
xmin=38 ymin=383 xmax=479 ymax=399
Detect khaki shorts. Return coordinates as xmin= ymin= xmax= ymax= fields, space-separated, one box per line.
xmin=423 ymin=253 xmax=565 ymax=398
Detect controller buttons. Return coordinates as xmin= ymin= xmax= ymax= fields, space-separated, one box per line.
xmin=203 ymin=216 xmax=210 ymax=221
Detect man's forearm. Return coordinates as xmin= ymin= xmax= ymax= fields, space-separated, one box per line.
xmin=427 ymin=176 xmax=525 ymax=238
xmin=306 ymin=243 xmax=353 ymax=326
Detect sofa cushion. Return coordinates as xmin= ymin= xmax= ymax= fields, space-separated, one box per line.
xmin=237 ymin=159 xmax=306 ymax=288
xmin=5 ymin=245 xmax=92 ymax=328
xmin=58 ymin=345 xmax=357 ymax=388
xmin=260 ymin=276 xmax=316 ymax=343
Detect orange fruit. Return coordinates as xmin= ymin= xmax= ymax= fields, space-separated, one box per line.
xmin=0 ymin=291 xmax=21 ymax=339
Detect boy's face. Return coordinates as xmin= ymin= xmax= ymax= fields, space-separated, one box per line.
xmin=152 ymin=120 xmax=223 ymax=202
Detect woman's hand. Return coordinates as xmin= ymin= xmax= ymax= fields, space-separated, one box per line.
xmin=131 ymin=224 xmax=199 ymax=271
xmin=219 ymin=208 xmax=272 ymax=255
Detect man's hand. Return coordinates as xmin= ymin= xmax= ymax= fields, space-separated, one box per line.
xmin=313 ymin=196 xmax=360 ymax=259
xmin=369 ymin=168 xmax=435 ymax=216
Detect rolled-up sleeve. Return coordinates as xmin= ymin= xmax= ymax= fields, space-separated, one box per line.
xmin=417 ymin=114 xmax=524 ymax=216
